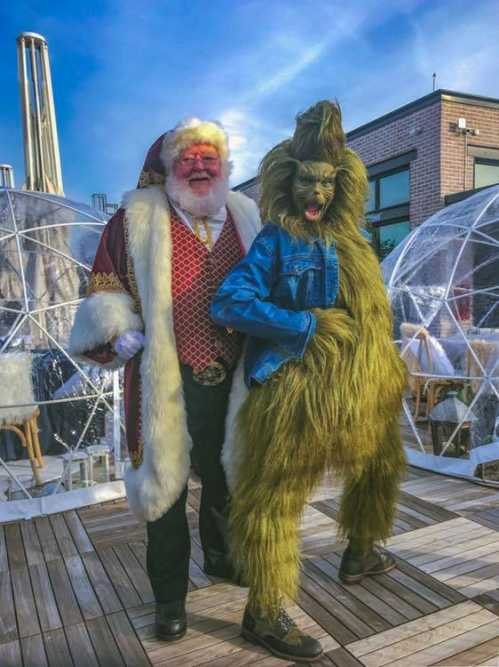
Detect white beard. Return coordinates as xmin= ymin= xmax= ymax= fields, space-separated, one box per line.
xmin=165 ymin=172 xmax=230 ymax=217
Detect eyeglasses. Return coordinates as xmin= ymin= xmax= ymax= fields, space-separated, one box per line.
xmin=180 ymin=155 xmax=218 ymax=167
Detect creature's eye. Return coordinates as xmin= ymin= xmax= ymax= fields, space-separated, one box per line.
xmin=322 ymin=178 xmax=334 ymax=185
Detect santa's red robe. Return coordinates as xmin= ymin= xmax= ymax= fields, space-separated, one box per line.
xmin=69 ymin=185 xmax=259 ymax=521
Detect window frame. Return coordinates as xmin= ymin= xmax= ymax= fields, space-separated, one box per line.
xmin=473 ymin=157 xmax=499 ymax=189
xmin=367 ymin=164 xmax=411 ymax=215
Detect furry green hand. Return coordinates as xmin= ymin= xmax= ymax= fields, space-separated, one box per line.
xmin=311 ymin=307 xmax=358 ymax=345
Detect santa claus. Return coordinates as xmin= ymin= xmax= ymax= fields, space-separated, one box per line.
xmin=69 ymin=118 xmax=260 ymax=641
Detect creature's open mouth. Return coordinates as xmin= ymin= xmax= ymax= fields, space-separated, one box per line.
xmin=304 ymin=203 xmax=323 ymax=221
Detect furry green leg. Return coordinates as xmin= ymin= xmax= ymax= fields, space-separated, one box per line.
xmin=337 ymin=418 xmax=407 ymax=552
xmin=229 ymin=368 xmax=328 ymax=620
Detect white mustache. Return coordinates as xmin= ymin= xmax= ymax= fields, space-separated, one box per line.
xmin=189 ymin=170 xmax=211 ymax=180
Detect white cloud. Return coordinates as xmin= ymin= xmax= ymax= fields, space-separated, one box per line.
xmin=25 ymin=0 xmax=499 ymax=200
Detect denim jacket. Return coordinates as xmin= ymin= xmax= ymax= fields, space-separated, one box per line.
xmin=211 ymin=223 xmax=339 ymax=386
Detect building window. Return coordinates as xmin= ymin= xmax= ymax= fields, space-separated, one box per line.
xmin=366 ymin=166 xmax=411 ymax=259
xmin=367 ymin=166 xmax=410 ymax=214
xmin=371 ymin=219 xmax=411 ymax=260
xmin=474 ymin=159 xmax=499 ymax=189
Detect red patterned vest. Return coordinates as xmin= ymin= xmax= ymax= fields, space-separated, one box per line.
xmin=171 ymin=207 xmax=244 ymax=371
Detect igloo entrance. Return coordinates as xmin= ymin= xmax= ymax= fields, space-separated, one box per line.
xmin=0 ymin=189 xmax=125 ymax=520
xmin=384 ymin=185 xmax=499 ymax=481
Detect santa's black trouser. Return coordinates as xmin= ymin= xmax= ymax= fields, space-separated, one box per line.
xmin=146 ymin=364 xmax=233 ymax=604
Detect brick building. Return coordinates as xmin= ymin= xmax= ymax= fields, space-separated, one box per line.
xmin=235 ymin=89 xmax=499 ymax=258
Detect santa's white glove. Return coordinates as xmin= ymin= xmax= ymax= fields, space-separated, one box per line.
xmin=113 ymin=330 xmax=145 ymax=360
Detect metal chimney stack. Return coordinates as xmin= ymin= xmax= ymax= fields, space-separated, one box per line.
xmin=16 ymin=32 xmax=64 ymax=195
xmin=0 ymin=165 xmax=15 ymax=188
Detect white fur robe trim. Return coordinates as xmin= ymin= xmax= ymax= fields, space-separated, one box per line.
xmin=69 ymin=292 xmax=143 ymax=369
xmin=70 ymin=186 xmax=259 ymax=521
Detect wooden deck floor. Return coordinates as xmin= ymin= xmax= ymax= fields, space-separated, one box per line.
xmin=1 ymin=468 xmax=499 ymax=666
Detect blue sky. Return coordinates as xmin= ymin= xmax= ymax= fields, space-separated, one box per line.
xmin=1 ymin=0 xmax=499 ymax=205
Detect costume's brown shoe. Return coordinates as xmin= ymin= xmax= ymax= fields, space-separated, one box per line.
xmin=156 ymin=601 xmax=187 ymax=641
xmin=339 ymin=544 xmax=396 ymax=584
xmin=241 ymin=606 xmax=323 ymax=663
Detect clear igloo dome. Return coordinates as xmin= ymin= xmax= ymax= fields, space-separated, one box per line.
xmin=383 ymin=185 xmax=499 ymax=481
xmin=0 ymin=189 xmax=125 ymax=519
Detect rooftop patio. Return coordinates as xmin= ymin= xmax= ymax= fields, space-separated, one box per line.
xmin=1 ymin=466 xmax=499 ymax=666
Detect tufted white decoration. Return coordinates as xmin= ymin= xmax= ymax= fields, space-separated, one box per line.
xmin=383 ymin=184 xmax=499 ymax=481
xmin=0 ymin=353 xmax=36 ymax=424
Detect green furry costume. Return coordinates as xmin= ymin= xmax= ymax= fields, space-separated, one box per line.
xmin=229 ymin=101 xmax=407 ymax=618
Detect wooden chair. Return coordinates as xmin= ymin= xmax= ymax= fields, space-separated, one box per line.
xmin=0 ymin=352 xmax=43 ymax=484
xmin=400 ymin=323 xmax=458 ymax=421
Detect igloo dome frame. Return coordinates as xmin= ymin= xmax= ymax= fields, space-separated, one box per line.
xmin=0 ymin=188 xmax=126 ymax=521
xmin=383 ymin=184 xmax=499 ymax=483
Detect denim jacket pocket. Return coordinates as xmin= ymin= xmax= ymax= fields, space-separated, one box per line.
xmin=272 ymin=256 xmax=323 ymax=308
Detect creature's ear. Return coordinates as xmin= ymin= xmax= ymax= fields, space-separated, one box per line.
xmin=258 ymin=140 xmax=297 ymax=221
xmin=290 ymin=100 xmax=345 ymax=166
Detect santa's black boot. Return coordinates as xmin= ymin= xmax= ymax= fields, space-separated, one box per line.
xmin=339 ymin=538 xmax=396 ymax=585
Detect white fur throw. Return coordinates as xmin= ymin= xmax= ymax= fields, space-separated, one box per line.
xmin=0 ymin=353 xmax=37 ymax=425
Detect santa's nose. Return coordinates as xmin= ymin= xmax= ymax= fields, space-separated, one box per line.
xmin=191 ymin=155 xmax=206 ymax=168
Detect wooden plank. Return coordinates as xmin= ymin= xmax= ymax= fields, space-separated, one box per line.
xmin=170 ymin=634 xmax=268 ymax=666
xmin=113 ymin=544 xmax=154 ymax=603
xmin=129 ymin=541 xmax=147 ymax=568
xmin=398 ymin=490 xmax=457 ymax=522
xmin=434 ymin=632 xmax=499 ymax=665
xmin=387 ymin=518 xmax=473 ymax=551
xmin=43 ymin=628 xmax=74 ymax=667
xmin=5 ymin=523 xmax=26 ymax=569
xmin=393 ymin=558 xmax=464 ymax=605
xmin=106 ymin=611 xmax=150 ymax=667
xmin=0 ymin=569 xmax=17 ymax=643
xmin=458 ymin=572 xmax=499 ymax=598
xmin=65 ymin=623 xmax=100 ymax=667
xmin=20 ymin=521 xmax=44 ymax=567
xmin=21 ymin=634 xmax=48 ymax=667
xmin=49 ymin=514 xmax=79 ymax=559
xmin=299 ymin=572 xmax=359 ymax=644
xmin=443 ymin=561 xmax=499 ymax=592
xmin=11 ymin=565 xmax=40 ymax=638
xmin=98 ymin=547 xmax=142 ymax=609
xmin=346 ymin=600 xmax=480 ymax=658
xmin=65 ymin=555 xmax=103 ymax=620
xmin=306 ymin=558 xmax=396 ymax=631
xmin=64 ymin=511 xmax=94 ymax=554
xmin=432 ymin=539 xmax=499 ymax=582
xmin=328 ymin=646 xmax=365 ymax=667
xmin=373 ymin=571 xmax=438 ymax=616
xmin=46 ymin=558 xmax=83 ymax=627
xmin=81 ymin=551 xmax=123 ymax=614
xmin=384 ymin=617 xmax=499 ymax=667
xmin=34 ymin=516 xmax=61 ymax=562
xmin=324 ymin=553 xmax=420 ymax=622
xmin=388 ymin=519 xmax=484 ymax=556
xmin=29 ymin=561 xmax=62 ymax=632
xmin=85 ymin=616 xmax=125 ymax=667
xmin=412 ymin=531 xmax=499 ymax=571
xmin=0 ymin=640 xmax=22 ymax=667
xmin=303 ymin=562 xmax=386 ymax=635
